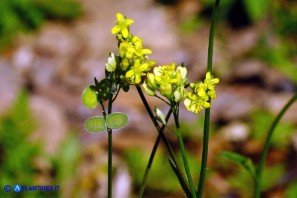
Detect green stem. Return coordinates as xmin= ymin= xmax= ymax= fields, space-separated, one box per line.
xmin=107 ymin=95 xmax=113 ymax=198
xmin=139 ymin=110 xmax=172 ymax=197
xmin=206 ymin=0 xmax=220 ymax=72
xmin=197 ymin=108 xmax=210 ymax=197
xmin=254 ymin=94 xmax=297 ymax=198
xmin=197 ymin=0 xmax=220 ymax=197
xmin=173 ymin=106 xmax=197 ymax=198
xmin=136 ymin=85 xmax=191 ymax=196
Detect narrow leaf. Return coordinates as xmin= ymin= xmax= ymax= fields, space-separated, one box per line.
xmin=82 ymin=86 xmax=98 ymax=108
xmin=106 ymin=112 xmax=128 ymax=129
xmin=84 ymin=116 xmax=106 ymax=133
xmin=221 ymin=151 xmax=256 ymax=178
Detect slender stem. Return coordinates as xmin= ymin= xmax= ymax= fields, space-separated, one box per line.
xmin=155 ymin=94 xmax=170 ymax=106
xmin=254 ymin=94 xmax=297 ymax=198
xmin=136 ymin=85 xmax=191 ymax=195
xmin=173 ymin=107 xmax=197 ymax=198
xmin=197 ymin=0 xmax=220 ymax=196
xmin=107 ymin=95 xmax=113 ymax=198
xmin=206 ymin=0 xmax=220 ymax=72
xmin=112 ymin=87 xmax=121 ymax=102
xmin=197 ymin=108 xmax=210 ymax=197
xmin=139 ymin=135 xmax=161 ymax=198
xmin=139 ymin=110 xmax=172 ymax=197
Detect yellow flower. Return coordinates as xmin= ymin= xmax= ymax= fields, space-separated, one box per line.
xmin=125 ymin=59 xmax=155 ymax=84
xmin=143 ymin=63 xmax=188 ymax=102
xmin=143 ymin=73 xmax=157 ymax=96
xmin=111 ymin=13 xmax=134 ymax=38
xmin=120 ymin=58 xmax=129 ymax=71
xmin=204 ymin=72 xmax=219 ymax=91
xmin=184 ymin=97 xmax=210 ymax=114
xmin=174 ymin=86 xmax=187 ymax=102
xmin=184 ymin=72 xmax=219 ymax=113
xmin=132 ymin=36 xmax=152 ymax=57
xmin=119 ymin=42 xmax=135 ymax=59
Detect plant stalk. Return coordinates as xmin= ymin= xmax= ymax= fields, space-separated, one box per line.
xmin=107 ymin=95 xmax=113 ymax=198
xmin=173 ymin=107 xmax=197 ymax=198
xmin=197 ymin=0 xmax=220 ymax=197
xmin=254 ymin=94 xmax=297 ymax=198
xmin=197 ymin=108 xmax=210 ymax=197
xmin=139 ymin=109 xmax=172 ymax=197
xmin=136 ymin=85 xmax=191 ymax=196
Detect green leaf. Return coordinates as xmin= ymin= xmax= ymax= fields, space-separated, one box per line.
xmin=82 ymin=86 xmax=98 ymax=109
xmin=84 ymin=116 xmax=106 ymax=133
xmin=106 ymin=112 xmax=128 ymax=129
xmin=221 ymin=151 xmax=256 ymax=178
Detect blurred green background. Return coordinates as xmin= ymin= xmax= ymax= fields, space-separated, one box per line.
xmin=0 ymin=0 xmax=296 ymax=197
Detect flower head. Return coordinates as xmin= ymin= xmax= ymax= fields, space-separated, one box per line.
xmin=125 ymin=59 xmax=156 ymax=84
xmin=119 ymin=41 xmax=135 ymax=59
xmin=143 ymin=63 xmax=188 ymax=102
xmin=184 ymin=72 xmax=219 ymax=113
xmin=111 ymin=13 xmax=134 ymax=38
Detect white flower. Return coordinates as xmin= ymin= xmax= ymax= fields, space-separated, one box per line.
xmin=154 ymin=106 xmax=166 ymax=125
xmin=105 ymin=53 xmax=116 ymax=72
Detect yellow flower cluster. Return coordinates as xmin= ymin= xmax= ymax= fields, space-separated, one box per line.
xmin=143 ymin=63 xmax=187 ymax=102
xmin=107 ymin=13 xmax=219 ymax=114
xmin=184 ymin=72 xmax=219 ymax=113
xmin=108 ymin=13 xmax=156 ymax=84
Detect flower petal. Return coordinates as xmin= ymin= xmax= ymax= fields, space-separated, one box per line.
xmin=126 ymin=19 xmax=134 ymax=25
xmin=122 ymin=28 xmax=129 ymax=38
xmin=116 ymin=13 xmax=124 ymax=21
xmin=126 ymin=70 xmax=135 ymax=78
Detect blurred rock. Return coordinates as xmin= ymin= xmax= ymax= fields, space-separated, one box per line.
xmin=31 ymin=57 xmax=59 ymax=86
xmin=29 ymin=95 xmax=68 ymax=154
xmin=228 ymin=59 xmax=296 ymax=92
xmin=226 ymin=25 xmax=259 ymax=58
xmin=211 ymin=85 xmax=259 ymax=121
xmin=264 ymin=93 xmax=297 ymax=124
xmin=12 ymin=45 xmax=35 ymax=74
xmin=220 ymin=121 xmax=249 ymax=142
xmin=228 ymin=59 xmax=267 ymax=85
xmin=35 ymin=24 xmax=81 ymax=58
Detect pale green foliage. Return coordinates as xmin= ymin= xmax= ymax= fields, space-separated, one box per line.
xmin=84 ymin=116 xmax=106 ymax=133
xmin=84 ymin=113 xmax=128 ymax=133
xmin=106 ymin=112 xmax=128 ymax=129
xmin=81 ymin=86 xmax=98 ymax=109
